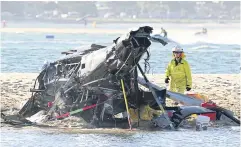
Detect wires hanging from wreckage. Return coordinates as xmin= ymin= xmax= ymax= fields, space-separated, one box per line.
xmin=2 ymin=26 xmax=240 ymax=129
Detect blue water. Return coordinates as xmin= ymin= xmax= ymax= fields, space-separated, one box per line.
xmin=1 ymin=32 xmax=240 ymax=73
xmin=1 ymin=127 xmax=240 ymax=147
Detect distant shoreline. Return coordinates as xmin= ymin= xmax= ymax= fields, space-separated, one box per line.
xmin=0 ymin=28 xmax=125 ymax=34
xmin=88 ymin=18 xmax=240 ymax=24
xmin=2 ymin=17 xmax=240 ymax=24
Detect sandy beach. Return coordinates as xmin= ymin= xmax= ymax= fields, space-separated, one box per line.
xmin=1 ymin=73 xmax=240 ymax=118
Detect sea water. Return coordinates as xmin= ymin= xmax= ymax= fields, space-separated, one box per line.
xmin=0 ymin=127 xmax=240 ymax=147
xmin=1 ymin=22 xmax=240 ymax=74
xmin=0 ymin=22 xmax=240 ymax=146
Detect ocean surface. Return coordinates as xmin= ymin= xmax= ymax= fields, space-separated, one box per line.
xmin=0 ymin=22 xmax=240 ymax=147
xmin=1 ymin=127 xmax=240 ymax=147
xmin=1 ymin=22 xmax=240 ymax=73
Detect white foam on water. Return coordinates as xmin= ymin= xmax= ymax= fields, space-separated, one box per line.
xmin=190 ymin=45 xmax=220 ymax=50
xmin=148 ymin=23 xmax=240 ymax=45
xmin=165 ymin=29 xmax=240 ymax=45
xmin=3 ymin=22 xmax=240 ymax=45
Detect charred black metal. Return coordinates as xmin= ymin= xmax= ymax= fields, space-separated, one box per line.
xmin=2 ymin=26 xmax=239 ymax=129
xmin=15 ymin=26 xmax=156 ymax=128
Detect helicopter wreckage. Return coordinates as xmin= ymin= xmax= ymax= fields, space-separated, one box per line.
xmin=2 ymin=26 xmax=240 ymax=130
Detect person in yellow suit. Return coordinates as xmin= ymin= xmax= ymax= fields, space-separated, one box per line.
xmin=165 ymin=46 xmax=192 ymax=94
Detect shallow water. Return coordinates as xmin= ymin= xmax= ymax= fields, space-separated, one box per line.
xmin=1 ymin=26 xmax=240 ymax=73
xmin=1 ymin=126 xmax=240 ymax=147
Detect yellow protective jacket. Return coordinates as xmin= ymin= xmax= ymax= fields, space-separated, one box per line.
xmin=129 ymin=105 xmax=161 ymax=122
xmin=165 ymin=58 xmax=192 ymax=93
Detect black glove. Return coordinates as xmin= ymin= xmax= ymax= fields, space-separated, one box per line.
xmin=165 ymin=77 xmax=170 ymax=84
xmin=186 ymin=87 xmax=191 ymax=91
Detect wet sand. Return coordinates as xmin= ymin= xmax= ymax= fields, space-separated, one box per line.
xmin=0 ymin=73 xmax=240 ymax=118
